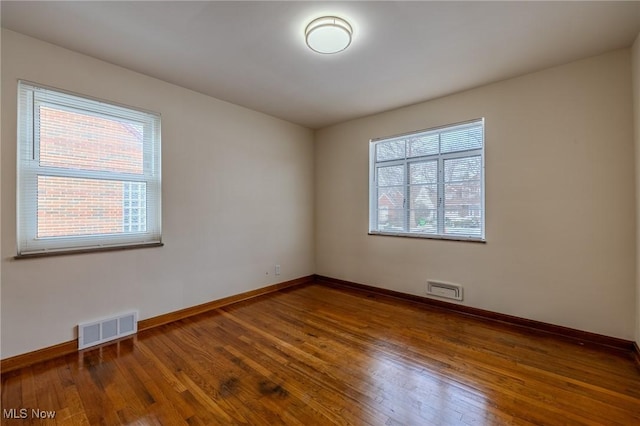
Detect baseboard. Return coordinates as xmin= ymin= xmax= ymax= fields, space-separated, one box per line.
xmin=315 ymin=275 xmax=635 ymax=353
xmin=1 ymin=275 xmax=314 ymax=374
xmin=633 ymin=342 xmax=640 ymax=368
xmin=0 ymin=340 xmax=78 ymax=374
xmin=138 ymin=275 xmax=314 ymax=331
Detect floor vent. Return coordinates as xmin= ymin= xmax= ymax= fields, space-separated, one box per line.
xmin=78 ymin=311 xmax=138 ymax=350
xmin=427 ymin=281 xmax=463 ymax=301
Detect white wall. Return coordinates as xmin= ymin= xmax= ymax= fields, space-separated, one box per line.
xmin=1 ymin=30 xmax=315 ymax=358
xmin=633 ymin=32 xmax=640 ymax=346
xmin=315 ymin=49 xmax=636 ymax=340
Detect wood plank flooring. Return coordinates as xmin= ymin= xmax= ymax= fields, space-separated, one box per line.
xmin=2 ymin=282 xmax=639 ymax=425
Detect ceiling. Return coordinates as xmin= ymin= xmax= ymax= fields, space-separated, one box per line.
xmin=2 ymin=1 xmax=639 ymax=129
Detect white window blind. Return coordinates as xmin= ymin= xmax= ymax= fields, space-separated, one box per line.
xmin=17 ymin=81 xmax=162 ymax=255
xmin=369 ymin=119 xmax=485 ymax=241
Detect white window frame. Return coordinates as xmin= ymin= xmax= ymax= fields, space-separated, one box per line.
xmin=369 ymin=119 xmax=485 ymax=242
xmin=17 ymin=81 xmax=162 ymax=256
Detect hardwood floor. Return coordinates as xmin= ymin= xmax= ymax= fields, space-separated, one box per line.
xmin=2 ymin=282 xmax=639 ymax=425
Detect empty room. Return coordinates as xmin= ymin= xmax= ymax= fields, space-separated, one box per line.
xmin=1 ymin=1 xmax=640 ymax=424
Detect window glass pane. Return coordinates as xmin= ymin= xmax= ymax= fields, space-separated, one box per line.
xmin=377 ymin=165 xmax=404 ymax=186
xmin=407 ymin=134 xmax=438 ymax=157
xmin=122 ymin=182 xmax=147 ymax=233
xmin=377 ymin=209 xmax=405 ymax=232
xmin=377 ymin=187 xmax=405 ymax=211
xmin=39 ymin=105 xmax=144 ymax=174
xmin=440 ymin=125 xmax=482 ymax=153
xmin=376 ymin=140 xmax=405 ymax=162
xmin=410 ymin=184 xmax=437 ymax=209
xmin=408 ymin=185 xmax=437 ymax=233
xmin=409 ymin=161 xmax=437 ymax=184
xmin=444 ymin=156 xmax=481 ymax=182
xmin=445 ymin=208 xmax=482 ymax=235
xmin=37 ymin=176 xmax=146 ymax=238
xmin=409 ymin=209 xmax=437 ymax=233
xmin=444 ymin=182 xmax=482 ymax=205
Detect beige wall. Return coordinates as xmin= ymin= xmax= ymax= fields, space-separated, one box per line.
xmin=2 ymin=29 xmax=638 ymax=359
xmin=633 ymin=32 xmax=640 ymax=345
xmin=315 ymin=49 xmax=636 ymax=339
xmin=0 ymin=30 xmax=315 ymax=358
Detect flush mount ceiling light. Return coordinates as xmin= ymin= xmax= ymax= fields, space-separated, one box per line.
xmin=305 ymin=16 xmax=353 ymax=54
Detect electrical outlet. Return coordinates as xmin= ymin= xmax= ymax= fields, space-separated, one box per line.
xmin=275 ymin=264 xmax=281 ymax=276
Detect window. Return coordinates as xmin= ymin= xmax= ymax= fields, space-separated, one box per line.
xmin=17 ymin=81 xmax=161 ymax=255
xmin=369 ymin=119 xmax=484 ymax=241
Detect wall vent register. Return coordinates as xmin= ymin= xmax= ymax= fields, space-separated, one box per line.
xmin=427 ymin=280 xmax=463 ymax=301
xmin=78 ymin=311 xmax=138 ymax=350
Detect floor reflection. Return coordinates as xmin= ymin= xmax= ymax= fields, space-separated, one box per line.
xmin=363 ymin=347 xmax=489 ymax=425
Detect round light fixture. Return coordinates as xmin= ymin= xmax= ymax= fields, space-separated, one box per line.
xmin=305 ymin=16 xmax=352 ymax=54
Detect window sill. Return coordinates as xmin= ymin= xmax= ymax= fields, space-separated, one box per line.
xmin=15 ymin=242 xmax=164 ymax=259
xmin=368 ymin=231 xmax=486 ymax=243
